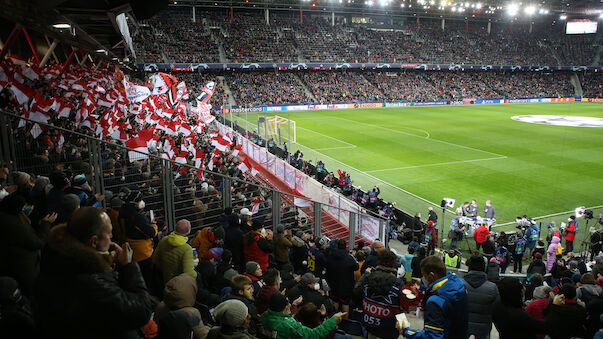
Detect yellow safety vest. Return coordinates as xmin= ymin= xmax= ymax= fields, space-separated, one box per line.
xmin=445 ymin=254 xmax=459 ymax=268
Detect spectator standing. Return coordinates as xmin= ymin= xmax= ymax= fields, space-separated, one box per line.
xmin=357 ymin=249 xmax=406 ymax=339
xmin=590 ymin=228 xmax=603 ymax=260
xmin=576 ymin=273 xmax=602 ymax=306
xmin=243 ymin=221 xmax=273 ymax=271
xmin=543 ymin=284 xmax=587 ymax=339
xmin=492 ymin=277 xmax=548 ymax=339
xmin=255 ymin=268 xmax=282 ymax=314
xmin=208 ymin=299 xmax=255 ymax=339
xmin=427 ymin=206 xmax=438 ymax=226
xmin=286 ymin=272 xmax=333 ymax=315
xmin=152 ymin=219 xmax=197 ymax=285
xmin=483 ymin=200 xmax=497 ymax=220
xmin=411 ymin=212 xmax=424 ymax=243
xmin=223 ymin=275 xmax=260 ymax=335
xmin=487 ymin=258 xmax=501 ymax=283
xmin=325 ymin=239 xmax=359 ymax=313
xmin=411 ymin=247 xmax=427 ymax=279
xmin=474 ymin=222 xmax=491 ymax=251
xmin=0 ymin=194 xmax=55 ymax=296
xmin=119 ymin=190 xmax=158 ymax=286
xmin=425 ymin=221 xmax=437 ymax=255
xmin=35 ymin=207 xmax=153 ymax=338
xmin=444 ymin=249 xmax=461 ymax=269
xmin=307 ymin=236 xmax=327 ymax=278
xmin=224 ymin=214 xmax=245 ymax=271
xmin=154 ymin=273 xmax=210 ymax=339
xmin=563 ymin=216 xmax=577 ymax=254
xmin=468 ymin=200 xmax=479 ymax=218
xmin=547 ymin=236 xmax=562 ymax=272
xmin=482 ymin=235 xmax=496 ymax=262
xmin=514 ymin=236 xmax=527 ymax=273
xmin=192 ymin=225 xmax=225 ymax=260
xmin=463 ymin=255 xmax=500 ymax=339
xmin=361 ymin=240 xmax=385 ymax=274
xmin=525 ymin=222 xmax=540 ymax=259
xmin=525 ymin=286 xmax=553 ymax=324
xmin=274 ymin=226 xmax=302 ymax=268
xmin=401 ymin=255 xmax=468 ymax=338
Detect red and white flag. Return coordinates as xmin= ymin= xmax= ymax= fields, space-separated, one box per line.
xmin=125 ymin=136 xmax=149 ymax=162
xmin=238 ymin=158 xmax=252 ymax=173
xmin=231 ymin=144 xmax=242 ymax=157
xmin=194 ymin=149 xmax=205 ymax=168
xmin=30 ymin=123 xmax=44 ymax=139
xmin=8 ymin=80 xmax=35 ymax=105
xmin=212 ymin=135 xmax=230 ymax=152
xmin=250 ymin=165 xmax=261 ymax=177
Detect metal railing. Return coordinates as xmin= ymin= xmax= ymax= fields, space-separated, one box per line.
xmin=0 ymin=109 xmax=386 ymax=246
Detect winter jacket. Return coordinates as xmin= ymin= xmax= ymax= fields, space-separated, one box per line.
xmin=546 ymin=236 xmax=561 ymax=272
xmin=274 ymin=234 xmax=296 ymax=263
xmin=463 ymin=271 xmax=500 ymax=337
xmin=404 ymin=273 xmax=468 ymax=339
xmin=224 ymin=225 xmax=245 ymax=269
xmin=207 ymin=327 xmax=257 ymax=339
xmin=577 ymin=284 xmax=603 ymax=306
xmin=155 ymin=274 xmax=210 ymax=339
xmin=361 ymin=250 xmax=379 ymax=274
xmin=526 ymin=259 xmax=547 ymax=280
xmin=525 ymin=298 xmax=550 ymax=321
xmin=243 ymin=230 xmax=273 ymax=271
xmin=486 ymin=262 xmax=500 ymax=282
xmin=307 ymin=245 xmax=327 ymax=278
xmin=0 ymin=212 xmax=50 ymax=296
xmin=192 ymin=227 xmax=217 ymax=258
xmin=152 ymin=232 xmax=197 ymax=284
xmin=474 ymin=226 xmax=490 ymax=244
xmin=493 ymin=301 xmax=547 ymax=339
xmin=286 ymin=284 xmax=334 ymax=315
xmin=255 ymin=285 xmax=280 ymax=315
xmin=482 ymin=240 xmax=496 ymax=257
xmin=35 ymin=224 xmax=153 ymax=339
xmin=223 ymin=294 xmax=260 ymax=335
xmin=542 ymin=301 xmax=587 ymax=339
xmin=563 ymin=221 xmax=576 ymax=242
xmin=259 ymin=309 xmax=337 ymax=339
xmin=119 ymin=204 xmax=157 ymax=262
xmin=325 ymin=247 xmax=359 ymax=298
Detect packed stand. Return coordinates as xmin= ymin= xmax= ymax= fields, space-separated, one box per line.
xmin=143 ymin=8 xmax=221 ymax=63
xmin=225 ymin=72 xmax=314 ymax=106
xmin=299 ymin=71 xmax=384 ymax=103
xmin=581 ymin=72 xmax=603 ymax=97
xmin=133 ymin=25 xmax=165 ymax=63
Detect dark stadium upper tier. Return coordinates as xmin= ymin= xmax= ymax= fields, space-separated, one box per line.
xmin=133 ymin=8 xmax=601 ymax=67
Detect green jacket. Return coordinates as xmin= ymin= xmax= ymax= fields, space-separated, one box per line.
xmin=259 ymin=309 xmax=336 ymax=339
xmin=152 ymin=232 xmax=197 ymax=283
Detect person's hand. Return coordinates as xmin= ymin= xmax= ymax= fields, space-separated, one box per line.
xmin=41 ymin=212 xmax=58 ymax=224
xmin=320 ymin=304 xmax=327 ymax=316
xmin=281 ymin=288 xmax=287 ymax=295
xmin=365 ymin=267 xmax=372 ymax=273
xmin=553 ymin=294 xmax=565 ymax=305
xmin=292 ymin=295 xmax=303 ymax=306
xmin=95 ymin=193 xmax=105 ymax=202
xmin=3 ymin=185 xmax=17 ymax=194
xmin=333 ymin=312 xmax=348 ymax=324
xmin=112 ymin=242 xmax=133 ymax=266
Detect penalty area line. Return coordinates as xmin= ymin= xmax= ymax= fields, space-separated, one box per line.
xmin=365 ymin=156 xmax=508 ymax=173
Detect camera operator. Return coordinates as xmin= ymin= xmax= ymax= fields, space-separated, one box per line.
xmin=590 ymin=229 xmax=603 ymax=261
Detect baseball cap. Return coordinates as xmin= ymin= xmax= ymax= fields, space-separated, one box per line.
xmin=240 ymin=208 xmax=252 ymax=216
xmin=300 ymin=273 xmax=319 ymax=285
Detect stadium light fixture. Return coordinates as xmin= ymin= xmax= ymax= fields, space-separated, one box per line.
xmin=600 ymin=13 xmax=603 ymax=19
xmin=507 ymin=3 xmax=519 ymax=16
xmin=95 ymin=49 xmax=106 ymax=53
xmin=560 ymin=14 xmax=567 ymax=20
xmin=476 ymin=3 xmax=482 ymax=9
xmin=524 ymin=6 xmax=536 ymax=16
xmin=52 ymin=23 xmax=71 ymax=29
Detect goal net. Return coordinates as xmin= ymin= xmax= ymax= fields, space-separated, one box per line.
xmin=264 ymin=115 xmax=296 ymax=143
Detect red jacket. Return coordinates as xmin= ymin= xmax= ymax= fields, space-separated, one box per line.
xmin=525 ymin=298 xmax=550 ymax=321
xmin=473 ymin=225 xmax=491 ymax=244
xmin=563 ymin=221 xmax=576 ymax=242
xmin=244 ymin=230 xmax=271 ymax=271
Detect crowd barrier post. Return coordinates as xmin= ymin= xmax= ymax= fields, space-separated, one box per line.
xmin=0 ymin=113 xmax=15 ymax=177
xmin=314 ymin=201 xmax=322 ymax=236
xmin=222 ymin=177 xmax=232 ymax=210
xmin=349 ymin=212 xmax=357 ymax=249
xmin=87 ymin=138 xmax=105 ymax=208
xmin=271 ymin=190 xmax=281 ymax=233
xmin=161 ymin=158 xmax=176 ymax=233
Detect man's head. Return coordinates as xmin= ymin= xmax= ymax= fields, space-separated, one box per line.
xmin=67 ymin=207 xmax=112 ymax=252
xmin=420 ymin=255 xmax=447 ymax=287
xmin=464 ymin=201 xmax=470 ymax=207
xmin=485 ymin=200 xmax=492 ymax=206
xmin=213 ymin=299 xmax=250 ymax=329
xmin=371 ymin=241 xmax=385 ymax=253
xmin=269 ymin=292 xmax=290 ymax=314
xmin=466 ymin=255 xmax=485 ymax=272
xmin=301 ymin=272 xmax=320 ymax=289
xmin=246 ymin=261 xmax=262 ymax=277
xmin=240 ymin=208 xmax=253 ymax=220
xmin=448 ymin=249 xmax=457 ymax=257
xmin=377 ymin=249 xmax=397 ymax=268
xmin=427 ymin=206 xmax=433 ymax=212
xmin=175 ymin=219 xmax=191 ymax=236
xmin=231 ymin=275 xmax=253 ymax=301
xmin=471 ymin=200 xmax=477 ymax=205
xmin=263 ymin=268 xmax=280 ymax=289
xmin=337 ymin=238 xmax=347 ymax=250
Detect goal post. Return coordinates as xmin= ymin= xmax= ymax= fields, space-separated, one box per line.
xmin=264 ymin=115 xmax=296 ymax=144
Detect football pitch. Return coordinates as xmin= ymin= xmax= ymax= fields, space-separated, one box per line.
xmin=230 ymin=102 xmax=603 ymax=239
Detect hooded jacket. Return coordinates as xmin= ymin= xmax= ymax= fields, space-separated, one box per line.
xmin=35 ymin=224 xmax=153 ymax=339
xmin=473 ymin=226 xmax=490 ymax=244
xmin=155 ymin=274 xmax=210 ymax=339
xmin=152 ymin=232 xmax=197 ymax=284
xmin=326 ymin=247 xmax=359 ymax=298
xmin=546 ymin=236 xmax=561 ymax=272
xmin=259 ymin=309 xmax=336 ymax=339
xmin=404 ymin=272 xmax=468 ymax=339
xmin=463 ymin=271 xmax=499 ymax=337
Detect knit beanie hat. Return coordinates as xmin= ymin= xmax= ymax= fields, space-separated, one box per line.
xmin=534 ymin=252 xmax=543 ymax=259
xmin=175 ymin=219 xmax=191 ymax=236
xmin=110 ymin=197 xmax=123 ymax=209
xmin=61 ymin=194 xmax=81 ymax=213
xmin=213 ymin=299 xmax=249 ymax=328
xmin=0 ymin=277 xmax=19 ymax=303
xmin=246 ymin=261 xmax=260 ymax=274
xmin=13 ymin=171 xmax=31 ymax=187
xmin=72 ymin=174 xmax=87 ymax=186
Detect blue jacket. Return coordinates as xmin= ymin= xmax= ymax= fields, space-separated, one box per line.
xmin=401 ymin=254 xmax=414 ymax=273
xmin=404 ymin=273 xmax=468 ymax=339
xmin=325 ymin=248 xmax=359 ymax=298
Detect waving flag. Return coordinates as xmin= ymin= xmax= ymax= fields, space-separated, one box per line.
xmin=212 ymin=135 xmax=230 ymax=152
xmin=125 ymin=136 xmax=149 ymax=162
xmin=123 ymin=78 xmax=151 ymax=103
xmin=238 ymin=158 xmax=252 ymax=173
xmin=251 ymin=165 xmax=261 ymax=177
xmin=231 ymin=144 xmax=242 ymax=157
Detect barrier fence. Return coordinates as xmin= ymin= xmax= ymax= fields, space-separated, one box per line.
xmin=0 ymin=109 xmax=386 ymax=246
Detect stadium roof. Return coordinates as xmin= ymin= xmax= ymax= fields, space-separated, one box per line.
xmin=0 ymin=0 xmax=168 ymax=60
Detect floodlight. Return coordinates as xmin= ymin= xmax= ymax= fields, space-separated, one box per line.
xmin=95 ymin=49 xmax=106 ymax=53
xmin=575 ymin=206 xmax=586 ymax=218
xmin=52 ymin=23 xmax=71 ymax=29
xmin=476 ymin=3 xmax=482 ymax=9
xmin=524 ymin=6 xmax=536 ymax=15
xmin=599 ymin=13 xmax=603 ymax=19
xmin=560 ymin=14 xmax=567 ymax=20
xmin=507 ymin=3 xmax=519 ymax=16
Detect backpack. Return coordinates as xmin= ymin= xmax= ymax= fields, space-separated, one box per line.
xmin=555 ymin=244 xmax=563 ymax=256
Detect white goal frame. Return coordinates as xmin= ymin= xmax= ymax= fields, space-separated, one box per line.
xmin=265 ymin=115 xmax=296 ymax=143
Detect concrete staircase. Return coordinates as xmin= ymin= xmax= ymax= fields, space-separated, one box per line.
xmin=218 ymin=76 xmax=237 ymax=106
xmin=292 ymin=73 xmax=316 ymax=102
xmin=570 ymin=73 xmax=584 ymax=97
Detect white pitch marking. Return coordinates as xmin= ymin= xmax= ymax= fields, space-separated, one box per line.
xmin=329 ymin=116 xmax=507 ymax=158
xmin=492 ymin=205 xmax=603 ymax=228
xmin=365 ymin=156 xmax=508 ymax=173
xmin=297 ymin=126 xmax=357 ymax=148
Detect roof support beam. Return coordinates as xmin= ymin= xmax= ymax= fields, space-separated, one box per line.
xmin=39 ymin=38 xmax=58 ymax=67
xmin=21 ymin=27 xmax=40 ymax=64
xmin=0 ymin=24 xmax=22 ymax=61
xmin=60 ymin=49 xmax=75 ymax=74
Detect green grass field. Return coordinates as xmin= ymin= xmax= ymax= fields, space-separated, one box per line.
xmin=230 ymin=102 xmax=603 ymax=252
